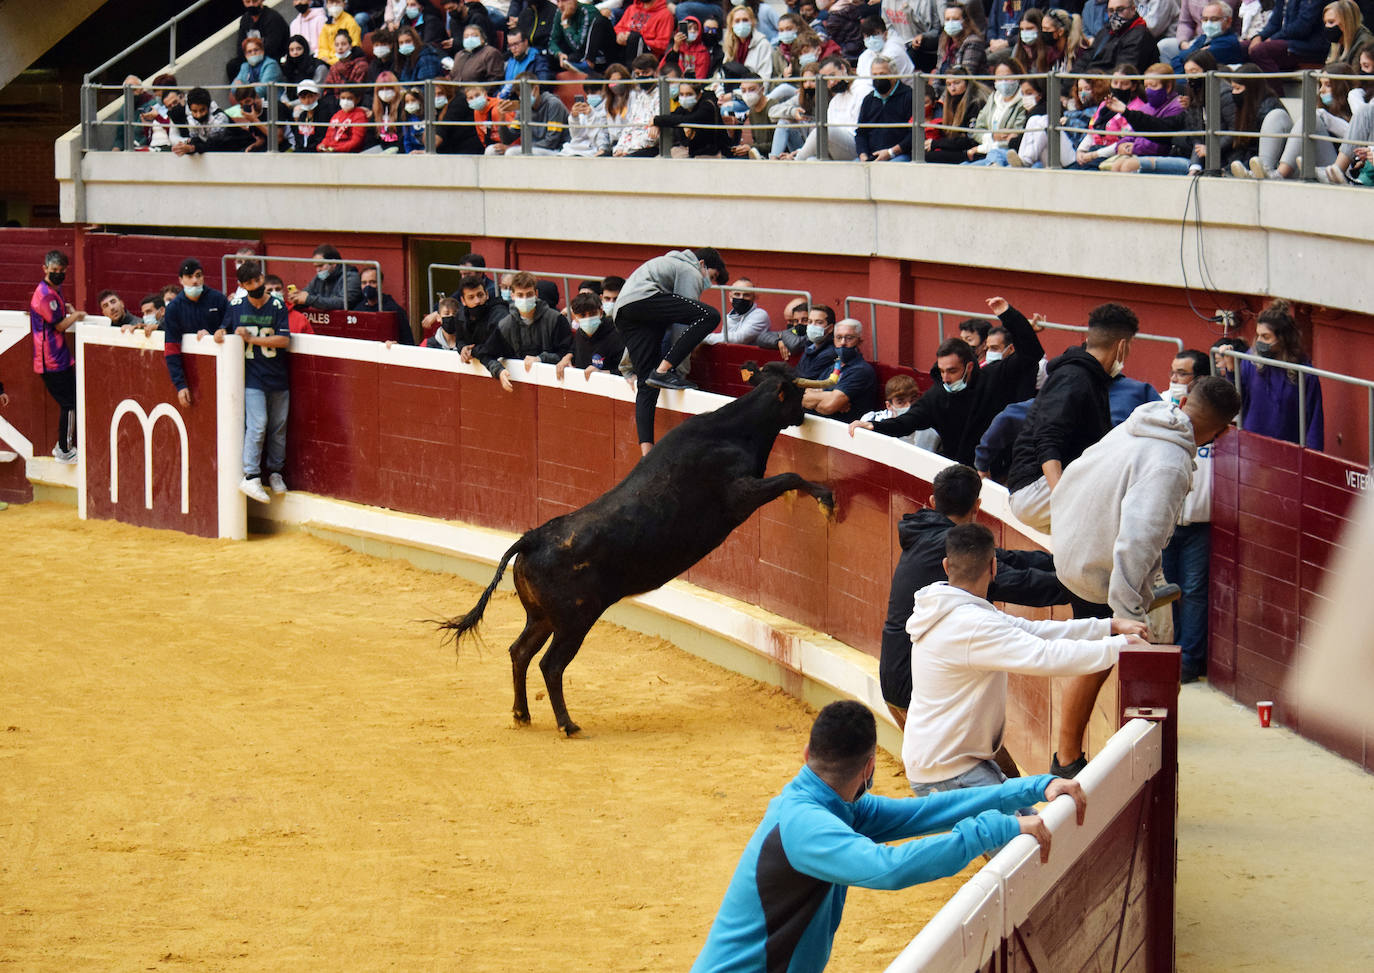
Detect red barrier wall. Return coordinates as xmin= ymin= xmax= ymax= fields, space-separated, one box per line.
xmin=1210 ymin=430 xmax=1371 ymax=771
xmin=83 ymin=233 xmax=261 ymax=315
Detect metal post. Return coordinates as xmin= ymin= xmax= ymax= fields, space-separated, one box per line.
xmin=1300 ymin=69 xmax=1317 ymax=182
xmin=1231 ymin=355 xmax=1243 ymax=430
xmin=868 ymin=303 xmax=878 ymax=363
xmin=267 ymin=82 xmax=278 ymax=153
xmin=1297 ymin=371 xmax=1307 ymax=448
xmin=122 ymin=82 xmax=135 ymax=152
xmin=82 ymin=82 xmax=95 ymax=151
xmin=424 ymin=80 xmax=437 ymax=153
xmin=911 ymin=74 xmax=926 ymax=163
xmin=1204 ymin=71 xmax=1221 ymax=170
xmin=658 ymin=78 xmax=672 ymax=158
xmin=815 ymin=80 xmax=830 ymax=161
xmin=519 ymin=77 xmax=532 ymax=156
xmin=1046 ymin=71 xmax=1062 ymax=169
xmin=169 ymin=19 xmax=178 ymax=70
xmin=1367 ymin=389 xmax=1372 ymax=467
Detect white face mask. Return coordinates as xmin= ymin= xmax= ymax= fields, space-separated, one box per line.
xmin=338 ymin=97 xmax=355 ymax=111
xmin=889 ymin=404 xmax=910 ymax=417
xmin=984 ymin=349 xmax=1004 ymax=362
xmin=379 ymin=89 xmax=397 ymax=103
xmin=741 ymin=88 xmax=761 ymax=107
xmin=1168 ymin=381 xmax=1189 ymax=405
xmin=864 ymin=34 xmax=884 ymax=52
xmin=142 ymin=312 xmax=159 ymax=326
xmin=513 ymin=295 xmax=537 ymax=314
xmin=601 ymin=299 xmax=615 ymax=316
xmin=327 ymin=4 xmax=343 ymax=17
xmin=1110 ymin=357 xmax=1126 ymax=378
xmin=577 ymin=315 xmax=602 ymax=335
xmin=1020 ymin=93 xmax=1037 ymax=110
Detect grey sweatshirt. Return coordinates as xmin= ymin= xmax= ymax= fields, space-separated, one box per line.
xmin=1050 ymin=400 xmax=1198 ymax=620
xmin=616 ymin=249 xmax=709 ymax=308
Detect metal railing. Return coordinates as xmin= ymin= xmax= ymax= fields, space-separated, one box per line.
xmin=81 ymin=65 xmax=1374 ymax=179
xmin=1223 ymin=347 xmax=1372 ymax=456
xmin=221 ymin=253 xmax=381 ymax=312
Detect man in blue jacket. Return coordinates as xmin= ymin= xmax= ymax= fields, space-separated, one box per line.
xmin=692 ymin=700 xmax=1086 ymax=973
xmin=1168 ymin=3 xmax=1246 ymax=71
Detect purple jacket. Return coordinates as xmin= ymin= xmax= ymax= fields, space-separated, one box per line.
xmin=1121 ymin=93 xmax=1185 ymax=156
xmin=1239 ymin=356 xmax=1324 ymax=452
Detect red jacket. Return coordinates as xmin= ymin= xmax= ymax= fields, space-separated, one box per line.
xmin=321 ymin=107 xmax=368 ymax=152
xmin=619 ymin=0 xmax=675 ymax=58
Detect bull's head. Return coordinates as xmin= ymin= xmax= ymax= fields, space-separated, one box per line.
xmin=740 ymin=360 xmax=815 ymax=428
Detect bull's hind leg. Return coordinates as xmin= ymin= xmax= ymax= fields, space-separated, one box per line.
xmin=510 ymin=615 xmax=554 ymax=726
xmin=539 ymin=622 xmax=595 ymax=736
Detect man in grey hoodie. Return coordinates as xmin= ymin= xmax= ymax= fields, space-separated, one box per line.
xmin=614 ymin=247 xmax=729 ymax=454
xmin=1048 ymin=375 xmax=1240 ymax=774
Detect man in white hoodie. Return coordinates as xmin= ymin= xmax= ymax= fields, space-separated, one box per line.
xmin=902 ymin=524 xmax=1148 ymax=795
xmin=1048 ymin=375 xmax=1241 ymax=773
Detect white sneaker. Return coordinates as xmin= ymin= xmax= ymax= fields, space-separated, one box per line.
xmin=51 ymin=444 xmax=77 ymax=464
xmin=238 ymin=476 xmax=270 ymax=502
xmin=268 ymin=472 xmax=287 ymax=494
xmin=1229 ymin=160 xmax=1250 ymax=179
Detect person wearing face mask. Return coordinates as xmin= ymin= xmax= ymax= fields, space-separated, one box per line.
xmin=1082 ymin=0 xmax=1160 ymax=70
xmin=474 ymin=271 xmax=574 ymax=393
xmin=448 ymin=25 xmax=505 ymax=80
xmin=794 ymin=55 xmax=863 ymax=158
xmin=423 ymin=297 xmax=464 ymax=349
xmin=721 ymin=6 xmax=778 ymax=78
xmin=857 ymin=375 xmax=937 ymax=447
xmin=228 ymin=0 xmax=291 ymax=82
xmin=292 ymin=244 xmax=364 ymax=310
xmin=319 ymin=84 xmax=369 ymax=151
xmin=1050 ymin=378 xmax=1241 ymax=768
xmin=29 ymin=250 xmax=84 ymax=463
xmin=290 ymin=1 xmax=328 ymax=55
xmin=855 ymin=56 xmax=915 ymax=160
xmin=963 ymin=53 xmax=1028 ymax=161
xmin=934 ymin=2 xmax=990 ymax=85
xmin=317 ymin=0 xmax=363 ymax=64
xmin=162 ymin=258 xmax=230 ymax=409
xmin=556 ymin=291 xmax=626 ymax=380
xmin=614 ymin=0 xmax=676 ymax=59
xmin=393 ymin=26 xmax=446 ymax=82
xmin=399 ymin=0 xmax=448 ymax=44
xmin=171 ymin=87 xmax=239 ymax=156
xmin=1246 ymin=0 xmax=1330 ymax=94
xmin=279 ymin=34 xmax=329 ymax=112
xmin=1167 ymin=1 xmax=1243 ymax=67
xmin=852 ymin=297 xmax=1044 ymax=468
xmin=233 ymin=36 xmax=285 ymax=99
xmin=1236 ymin=299 xmax=1324 ymax=450
xmin=324 ymin=25 xmax=377 ymax=84
xmin=796 ymin=303 xmax=838 ymax=379
xmin=560 ymin=76 xmax=614 ymax=154
xmin=356 ymin=266 xmax=414 ymax=343
xmin=652 ymin=80 xmax=728 ymax=155
xmin=1074 ymin=66 xmax=1145 ymax=166
xmin=877 ymin=464 xmax=1070 ymax=725
xmin=610 ymin=54 xmax=665 ymax=155
xmin=854 ymin=16 xmax=914 ymax=97
xmin=1154 ymin=349 xmax=1215 ymax=683
xmin=698 ymin=278 xmax=771 ymax=344
xmin=286 ymin=79 xmax=332 ymax=152
xmin=796 ymin=319 xmax=880 ymax=425
xmin=1005 ymin=301 xmax=1139 ymax=534
xmin=133 ymin=294 xmax=165 ymax=337
xmin=1096 ymin=61 xmax=1185 ymax=170
xmin=693 ymin=699 xmax=1080 ymax=973
xmin=216 ymin=260 xmax=293 ymax=504
xmin=426 ymin=274 xmax=500 ymax=354
xmin=660 ymin=15 xmax=714 ymax=78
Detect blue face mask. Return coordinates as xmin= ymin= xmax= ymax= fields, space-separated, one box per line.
xmin=246 ymin=53 xmax=264 ymax=66
xmin=513 ymin=295 xmax=536 ymax=314
xmin=943 ymin=377 xmax=967 ymax=393
xmin=799 ymin=51 xmax=818 ymax=66
xmin=778 ymin=29 xmax=797 ymax=43
xmin=578 ymin=315 xmax=602 ymax=335
xmin=500 ymin=287 xmax=512 ymax=302
xmin=1200 ymin=19 xmax=1223 ymax=38
xmin=398 ymin=42 xmax=416 ymax=56
xmin=587 ymin=93 xmax=603 ymax=108
xmin=183 ymin=283 xmax=204 ymax=299
xmin=1321 ymin=90 xmax=1334 ymax=106
xmin=806 ymin=323 xmax=827 ymax=343
xmin=316 ymin=268 xmax=331 ymax=280
xmin=463 ymin=35 xmax=482 ymax=51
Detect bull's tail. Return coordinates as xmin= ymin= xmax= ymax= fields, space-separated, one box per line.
xmin=436 ymin=536 xmax=527 ymax=649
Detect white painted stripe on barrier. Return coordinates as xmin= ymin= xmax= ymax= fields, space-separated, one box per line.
xmin=215 ymin=336 xmax=247 ymax=540
xmin=885 ymin=719 xmax=1162 ymax=973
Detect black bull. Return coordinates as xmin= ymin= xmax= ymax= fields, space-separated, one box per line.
xmin=439 ymin=362 xmax=835 ymax=735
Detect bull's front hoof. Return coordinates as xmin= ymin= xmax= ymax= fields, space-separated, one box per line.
xmin=560 ymin=721 xmax=582 ymax=737
xmin=512 ymin=710 xmax=532 ymax=726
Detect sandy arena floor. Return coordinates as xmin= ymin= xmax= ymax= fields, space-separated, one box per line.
xmin=0 ymin=503 xmax=970 ymax=972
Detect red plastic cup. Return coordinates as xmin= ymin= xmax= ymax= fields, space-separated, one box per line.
xmin=1257 ymin=700 xmax=1273 ymax=728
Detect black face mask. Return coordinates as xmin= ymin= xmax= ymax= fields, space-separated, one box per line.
xmin=873 ymin=77 xmax=894 ymax=96
xmin=1040 ymin=30 xmax=1057 ymax=46
xmin=1111 ymin=87 xmax=1133 ymax=103
xmin=47 ymin=270 xmax=66 ymax=286
xmin=703 ymin=27 xmax=720 ymax=44
xmin=1324 ymin=24 xmax=1343 ymax=43
xmin=730 ymin=296 xmax=753 ymax=315
xmin=441 ymin=314 xmax=458 ymax=335
xmin=1254 ymin=339 xmax=1274 ymax=357
xmin=837 ymin=345 xmax=859 ymax=364
xmin=294 ymin=0 xmax=310 ymax=9
xmin=247 ymin=284 xmax=266 ymax=299
xmin=362 ymin=284 xmax=379 ymax=304
xmin=829 ymin=78 xmax=849 ymax=92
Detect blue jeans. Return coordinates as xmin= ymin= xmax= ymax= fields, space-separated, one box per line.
xmin=1136 ymin=156 xmax=1194 ymax=175
xmin=771 ymin=120 xmax=808 ymax=156
xmin=910 ymin=758 xmax=1006 ymax=797
xmin=244 ymin=387 xmax=289 ymax=479
xmin=1162 ymin=522 xmax=1211 ymax=675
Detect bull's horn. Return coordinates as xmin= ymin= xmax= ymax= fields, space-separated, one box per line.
xmin=793 ymin=376 xmax=838 ymax=389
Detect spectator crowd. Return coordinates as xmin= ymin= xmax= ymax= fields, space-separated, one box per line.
xmin=98 ymin=0 xmax=1374 ymax=182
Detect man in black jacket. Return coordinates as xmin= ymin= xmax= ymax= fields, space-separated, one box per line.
xmin=849 ymin=296 xmax=1044 ymax=467
xmin=1081 ymin=0 xmax=1159 ymax=72
xmin=879 ymin=463 xmax=1070 ymax=725
xmin=476 ymin=271 xmax=573 ymax=391
xmin=291 ymin=244 xmax=364 ymax=312
xmin=359 ymin=266 xmax=413 ymax=345
xmin=855 ymin=57 xmax=914 ymax=161
xmin=1005 ymin=302 xmax=1139 ymax=533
